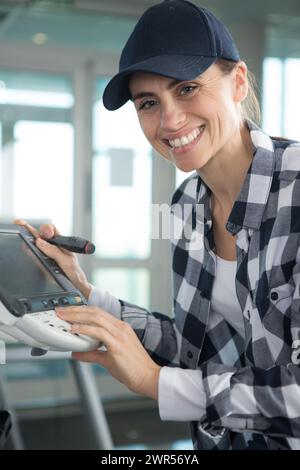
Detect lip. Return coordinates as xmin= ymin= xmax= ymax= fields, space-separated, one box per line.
xmin=163 ymin=126 xmax=204 ymax=142
xmin=167 ymin=126 xmax=205 ymax=156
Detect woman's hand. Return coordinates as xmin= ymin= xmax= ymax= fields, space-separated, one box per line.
xmin=56 ymin=305 xmax=161 ymax=400
xmin=14 ymin=220 xmax=92 ymax=300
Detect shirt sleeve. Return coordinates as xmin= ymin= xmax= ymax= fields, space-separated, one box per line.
xmin=87 ymin=286 xmax=121 ymax=319
xmin=158 ymin=366 xmax=206 ymax=421
xmin=88 ymin=289 xmax=181 ymax=368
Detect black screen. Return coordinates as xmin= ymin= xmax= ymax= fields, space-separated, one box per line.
xmin=0 ymin=232 xmax=63 ymax=297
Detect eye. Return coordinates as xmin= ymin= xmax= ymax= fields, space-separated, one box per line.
xmin=179 ymin=85 xmax=198 ymax=96
xmin=138 ymin=99 xmax=157 ymax=111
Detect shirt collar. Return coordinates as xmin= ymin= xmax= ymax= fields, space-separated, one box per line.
xmin=226 ymin=119 xmax=275 ymax=234
xmin=195 ymin=119 xmax=276 ymax=235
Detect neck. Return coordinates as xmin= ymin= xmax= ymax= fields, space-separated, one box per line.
xmin=197 ymin=121 xmax=253 ymax=212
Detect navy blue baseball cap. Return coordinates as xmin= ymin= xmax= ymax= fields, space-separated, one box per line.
xmin=102 ymin=0 xmax=240 ymax=111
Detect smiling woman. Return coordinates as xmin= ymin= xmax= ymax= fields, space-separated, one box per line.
xmin=18 ymin=0 xmax=300 ymax=451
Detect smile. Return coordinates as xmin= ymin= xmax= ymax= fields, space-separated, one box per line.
xmin=168 ymin=125 xmax=205 ymax=149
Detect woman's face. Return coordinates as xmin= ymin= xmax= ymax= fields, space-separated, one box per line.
xmin=129 ymin=62 xmax=247 ymax=172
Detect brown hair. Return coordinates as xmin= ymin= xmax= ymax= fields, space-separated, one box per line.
xmin=216 ymin=58 xmax=261 ymax=126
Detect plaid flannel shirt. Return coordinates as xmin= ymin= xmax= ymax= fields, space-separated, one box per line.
xmin=119 ymin=119 xmax=300 ymax=450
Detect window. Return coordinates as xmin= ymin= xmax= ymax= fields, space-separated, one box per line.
xmin=92 ymin=79 xmax=153 ymax=308
xmin=0 ymin=70 xmax=74 ymax=234
xmin=93 ymin=80 xmax=152 ymax=260
xmin=263 ymin=58 xmax=300 ymax=140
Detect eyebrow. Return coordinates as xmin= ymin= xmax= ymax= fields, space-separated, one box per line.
xmin=131 ymin=78 xmax=184 ymax=102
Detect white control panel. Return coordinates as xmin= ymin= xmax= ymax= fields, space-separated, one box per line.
xmin=0 ymin=302 xmax=100 ymax=352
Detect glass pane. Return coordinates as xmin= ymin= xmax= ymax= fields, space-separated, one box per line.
xmin=284 ymin=59 xmax=300 ymax=140
xmin=0 ymin=70 xmax=74 ymax=234
xmin=262 ymin=58 xmax=300 ymax=141
xmin=0 ymin=122 xmax=2 ymax=213
xmin=13 ymin=121 xmax=73 ymax=234
xmin=0 ymin=70 xmax=73 ymax=108
xmin=93 ymin=79 xmax=152 ymax=259
xmin=262 ymin=58 xmax=283 ymax=137
xmin=92 ymin=268 xmax=150 ymax=310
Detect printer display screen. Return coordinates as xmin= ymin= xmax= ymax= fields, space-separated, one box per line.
xmin=0 ymin=232 xmax=63 ymax=297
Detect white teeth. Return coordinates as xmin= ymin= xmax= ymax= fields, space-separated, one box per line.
xmin=169 ymin=126 xmax=204 ymax=148
xmin=181 ymin=136 xmax=189 ymax=145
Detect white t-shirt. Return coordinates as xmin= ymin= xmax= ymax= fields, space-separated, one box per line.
xmin=211 ymin=255 xmax=244 ymax=338
xmin=159 ymin=255 xmax=243 ymax=421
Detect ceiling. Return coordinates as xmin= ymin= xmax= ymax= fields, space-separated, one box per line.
xmin=0 ymin=0 xmax=299 ymax=56
xmin=0 ymin=0 xmax=299 ymax=22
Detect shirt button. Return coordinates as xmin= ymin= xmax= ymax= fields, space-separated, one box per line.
xmin=187 ymin=351 xmax=193 ymax=359
xmin=271 ymin=291 xmax=279 ymax=301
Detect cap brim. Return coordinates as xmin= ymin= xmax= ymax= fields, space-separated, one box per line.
xmin=102 ymin=54 xmax=217 ymax=110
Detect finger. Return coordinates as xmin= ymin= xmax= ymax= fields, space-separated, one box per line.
xmin=56 ymin=307 xmax=121 ymax=337
xmin=36 ymin=237 xmax=72 ymax=260
xmin=40 ymin=223 xmax=60 ymax=239
xmin=71 ymin=323 xmax=115 ymax=347
xmin=56 ymin=306 xmax=121 ymax=328
xmin=14 ymin=220 xmax=40 ymax=239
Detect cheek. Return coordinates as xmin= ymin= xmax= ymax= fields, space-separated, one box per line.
xmin=138 ymin=117 xmax=156 ymax=143
xmin=217 ymin=90 xmax=237 ymax=117
xmin=206 ymin=99 xmax=235 ymax=137
xmin=198 ymin=89 xmax=229 ymax=115
xmin=138 ymin=116 xmax=167 ymax=154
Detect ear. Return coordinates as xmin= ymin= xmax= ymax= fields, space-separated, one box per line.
xmin=233 ymin=61 xmax=248 ymax=103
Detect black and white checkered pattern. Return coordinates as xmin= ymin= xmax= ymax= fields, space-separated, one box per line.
xmin=119 ymin=119 xmax=300 ymax=450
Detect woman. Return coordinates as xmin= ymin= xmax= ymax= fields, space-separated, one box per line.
xmin=19 ymin=0 xmax=300 ymax=450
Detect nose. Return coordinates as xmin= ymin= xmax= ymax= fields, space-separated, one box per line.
xmin=160 ymin=98 xmax=186 ymax=131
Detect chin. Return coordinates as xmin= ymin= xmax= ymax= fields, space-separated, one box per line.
xmin=174 ymin=156 xmax=207 ymax=173
xmin=175 ymin=163 xmax=197 ymax=172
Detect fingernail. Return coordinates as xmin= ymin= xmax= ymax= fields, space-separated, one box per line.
xmin=41 ymin=229 xmax=52 ymax=238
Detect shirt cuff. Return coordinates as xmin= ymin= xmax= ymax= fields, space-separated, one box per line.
xmin=158 ymin=366 xmax=206 ymax=421
xmin=88 ymin=286 xmax=121 ymax=319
